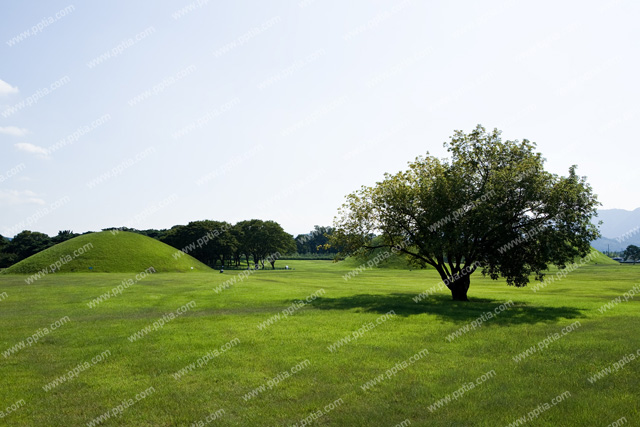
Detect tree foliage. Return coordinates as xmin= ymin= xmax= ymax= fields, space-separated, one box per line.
xmin=0 ymin=231 xmax=78 ymax=267
xmin=3 ymin=230 xmax=53 ymax=261
xmin=332 ymin=125 xmax=600 ymax=301
xmin=0 ymin=234 xmax=17 ymax=268
xmin=52 ymin=230 xmax=78 ymax=244
xmin=294 ymin=226 xmax=338 ymax=255
xmin=160 ymin=219 xmax=295 ymax=269
xmin=623 ymin=245 xmax=640 ymax=264
xmin=162 ymin=221 xmax=236 ymax=268
xmin=235 ymin=219 xmax=296 ymax=269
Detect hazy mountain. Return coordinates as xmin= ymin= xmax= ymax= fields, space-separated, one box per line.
xmin=591 ymin=208 xmax=640 ymax=252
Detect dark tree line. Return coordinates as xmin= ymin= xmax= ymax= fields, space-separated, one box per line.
xmin=293 ymin=226 xmax=339 ymax=255
xmin=1 ymin=220 xmax=333 ymax=271
xmin=0 ymin=230 xmax=78 ymax=268
xmin=160 ymin=219 xmax=296 ymax=269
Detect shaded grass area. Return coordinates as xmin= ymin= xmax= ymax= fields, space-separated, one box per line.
xmin=308 ymin=293 xmax=585 ymax=324
xmin=0 ymin=261 xmax=638 ymax=426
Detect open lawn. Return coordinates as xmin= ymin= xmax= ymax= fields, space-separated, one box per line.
xmin=0 ymin=261 xmax=638 ymax=426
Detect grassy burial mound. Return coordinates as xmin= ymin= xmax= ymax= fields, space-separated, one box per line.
xmin=340 ymin=246 xmax=616 ymax=272
xmin=1 ymin=231 xmax=211 ymax=274
xmin=340 ymin=245 xmax=428 ymax=270
xmin=582 ymin=248 xmax=618 ymax=265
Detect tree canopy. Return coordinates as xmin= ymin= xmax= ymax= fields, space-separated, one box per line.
xmin=294 ymin=226 xmax=338 ymax=255
xmin=2 ymin=230 xmax=53 ymax=261
xmin=332 ymin=125 xmax=600 ymax=301
xmin=235 ymin=219 xmax=296 ymax=269
xmin=623 ymin=245 xmax=640 ymax=264
xmin=160 ymin=219 xmax=295 ymax=269
xmin=0 ymin=220 xmax=299 ymax=270
xmin=162 ymin=220 xmax=236 ymax=267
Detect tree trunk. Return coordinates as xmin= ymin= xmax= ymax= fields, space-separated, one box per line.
xmin=449 ymin=274 xmax=470 ymax=301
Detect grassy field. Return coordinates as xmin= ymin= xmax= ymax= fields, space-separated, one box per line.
xmin=0 ymin=260 xmax=638 ymax=426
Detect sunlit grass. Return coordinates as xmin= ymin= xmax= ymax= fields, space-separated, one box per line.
xmin=0 ymin=261 xmax=638 ymax=426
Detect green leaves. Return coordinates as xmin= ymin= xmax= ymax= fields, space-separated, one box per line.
xmin=623 ymin=245 xmax=640 ymax=262
xmin=334 ymin=125 xmax=601 ymax=298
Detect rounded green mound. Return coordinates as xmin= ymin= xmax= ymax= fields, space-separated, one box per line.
xmin=339 ymin=247 xmax=616 ymax=270
xmin=583 ymin=248 xmax=619 ymax=265
xmin=2 ymin=231 xmax=212 ymax=274
xmin=340 ymin=247 xmax=429 ymax=270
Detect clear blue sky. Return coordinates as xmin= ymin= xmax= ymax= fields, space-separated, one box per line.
xmin=1 ymin=0 xmax=638 ymax=237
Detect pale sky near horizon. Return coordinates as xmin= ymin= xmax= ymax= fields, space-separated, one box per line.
xmin=1 ymin=0 xmax=638 ymax=238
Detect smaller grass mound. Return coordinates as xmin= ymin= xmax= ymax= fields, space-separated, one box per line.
xmin=340 ymin=246 xmax=428 ymax=270
xmin=583 ymin=248 xmax=619 ymax=265
xmin=2 ymin=231 xmax=211 ymax=274
xmin=339 ymin=246 xmax=615 ymax=270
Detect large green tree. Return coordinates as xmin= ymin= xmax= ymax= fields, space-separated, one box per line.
xmin=333 ymin=125 xmax=600 ymax=301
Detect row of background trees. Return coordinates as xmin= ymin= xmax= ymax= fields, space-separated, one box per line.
xmin=160 ymin=219 xmax=296 ymax=269
xmin=0 ymin=230 xmax=78 ymax=268
xmin=0 ymin=222 xmax=338 ymax=269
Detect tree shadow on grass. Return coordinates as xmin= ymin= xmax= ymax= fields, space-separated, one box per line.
xmin=305 ymin=293 xmax=585 ymax=325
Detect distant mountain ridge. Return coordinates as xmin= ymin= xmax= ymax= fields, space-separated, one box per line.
xmin=591 ymin=208 xmax=640 ymax=252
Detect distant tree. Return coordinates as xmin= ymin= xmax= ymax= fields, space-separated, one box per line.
xmin=102 ymin=226 xmax=135 ymax=233
xmin=231 ymin=224 xmax=246 ymax=267
xmin=333 ymin=125 xmax=600 ymax=301
xmin=0 ymin=234 xmax=17 ymax=268
xmin=204 ymin=221 xmax=237 ymax=267
xmin=162 ymin=225 xmax=189 ymax=250
xmin=162 ymin=221 xmax=236 ymax=267
xmin=102 ymin=227 xmax=167 ymax=240
xmin=294 ymin=226 xmax=338 ymax=254
xmin=135 ymin=229 xmax=168 ymax=240
xmin=52 ymin=230 xmax=78 ymax=244
xmin=235 ymin=219 xmax=296 ymax=269
xmin=0 ymin=252 xmax=19 ymax=268
xmin=623 ymin=245 xmax=640 ymax=264
xmin=262 ymin=221 xmax=296 ymax=268
xmin=236 ymin=220 xmax=267 ymax=268
xmin=3 ymin=231 xmax=53 ymax=262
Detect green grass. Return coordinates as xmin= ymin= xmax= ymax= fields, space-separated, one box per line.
xmin=1 ymin=231 xmax=211 ymax=274
xmin=582 ymin=248 xmax=619 ymax=265
xmin=0 ymin=261 xmax=638 ymax=426
xmin=342 ymin=246 xmax=616 ymax=270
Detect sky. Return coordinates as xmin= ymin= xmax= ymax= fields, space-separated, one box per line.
xmin=1 ymin=0 xmax=638 ymax=238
